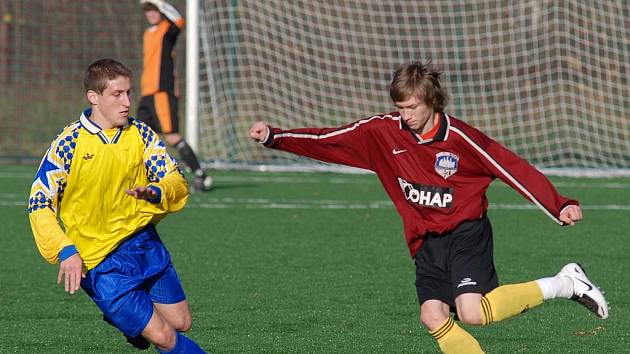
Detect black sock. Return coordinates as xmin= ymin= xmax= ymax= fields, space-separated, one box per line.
xmin=174 ymin=140 xmax=202 ymax=173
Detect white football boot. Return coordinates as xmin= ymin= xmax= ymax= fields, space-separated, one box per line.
xmin=557 ymin=263 xmax=609 ymax=319
xmin=192 ymin=170 xmax=214 ymax=192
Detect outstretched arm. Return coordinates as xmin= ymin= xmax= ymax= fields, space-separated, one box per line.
xmin=459 ymin=125 xmax=580 ymax=225
xmin=249 ymin=120 xmax=373 ymax=171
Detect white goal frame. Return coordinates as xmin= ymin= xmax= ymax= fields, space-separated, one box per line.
xmin=187 ymin=0 xmax=629 ymax=177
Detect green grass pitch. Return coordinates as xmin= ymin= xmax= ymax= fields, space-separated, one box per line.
xmin=1 ymin=164 xmax=629 ymax=353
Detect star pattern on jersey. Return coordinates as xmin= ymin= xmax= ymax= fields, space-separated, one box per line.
xmin=28 ymin=123 xmax=79 ymax=213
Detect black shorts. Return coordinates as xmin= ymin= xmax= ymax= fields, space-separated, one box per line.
xmin=414 ymin=216 xmax=498 ymax=309
xmin=136 ymin=91 xmax=179 ymax=134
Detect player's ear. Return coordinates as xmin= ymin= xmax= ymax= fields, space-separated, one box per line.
xmin=86 ymin=90 xmax=99 ymax=105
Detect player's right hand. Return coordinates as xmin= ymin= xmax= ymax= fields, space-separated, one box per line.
xmin=249 ymin=121 xmax=269 ymax=142
xmin=58 ymin=253 xmax=84 ymax=295
xmin=125 ymin=186 xmax=158 ymax=201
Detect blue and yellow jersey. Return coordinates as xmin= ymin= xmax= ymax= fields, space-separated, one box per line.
xmin=28 ymin=109 xmax=189 ymax=270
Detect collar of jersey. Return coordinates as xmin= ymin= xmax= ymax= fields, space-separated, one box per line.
xmin=79 ymin=108 xmax=128 ymax=144
xmin=399 ymin=112 xmax=451 ymax=144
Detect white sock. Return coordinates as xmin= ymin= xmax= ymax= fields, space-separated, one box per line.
xmin=536 ymin=276 xmax=574 ymax=300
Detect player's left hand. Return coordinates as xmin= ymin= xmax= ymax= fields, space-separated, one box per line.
xmin=125 ymin=186 xmax=157 ymax=201
xmin=559 ymin=205 xmax=582 ymax=226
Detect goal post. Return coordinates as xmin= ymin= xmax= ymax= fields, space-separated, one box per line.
xmin=186 ymin=0 xmax=199 ymax=152
xmin=191 ymin=0 xmax=629 ymax=176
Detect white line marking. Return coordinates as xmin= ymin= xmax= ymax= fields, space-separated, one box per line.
xmin=0 ymin=193 xmax=25 ymax=198
xmin=2 ymin=172 xmax=629 ymax=189
xmin=0 ymin=172 xmax=34 ymax=179
xmin=9 ymin=197 xmax=628 ymax=211
xmin=184 ymin=201 xmax=630 ymax=210
xmin=0 ymin=201 xmax=27 ymax=207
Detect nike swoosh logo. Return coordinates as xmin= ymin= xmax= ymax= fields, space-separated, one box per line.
xmin=576 ymin=278 xmax=593 ymax=291
xmin=392 ymin=149 xmax=407 ymax=155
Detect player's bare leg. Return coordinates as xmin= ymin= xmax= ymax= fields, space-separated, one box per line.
xmin=154 ymin=300 xmax=192 ymax=332
xmin=420 ymin=299 xmax=450 ymax=331
xmin=164 ymin=133 xmax=213 ymax=192
xmin=142 ymin=311 xmax=178 ymax=350
xmin=142 ymin=303 xmax=205 ymax=353
xmin=421 ymin=299 xmax=484 ymax=354
xmin=163 ymin=132 xmax=183 ymax=147
xmin=454 ymin=293 xmax=484 ymax=325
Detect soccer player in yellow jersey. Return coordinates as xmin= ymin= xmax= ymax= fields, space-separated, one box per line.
xmin=28 ymin=59 xmax=206 ymax=353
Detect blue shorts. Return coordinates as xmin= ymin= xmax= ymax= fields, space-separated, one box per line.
xmin=81 ymin=224 xmax=186 ymax=338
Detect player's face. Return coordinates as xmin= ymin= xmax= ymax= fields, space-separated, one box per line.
xmin=145 ymin=9 xmax=162 ymax=25
xmin=394 ymin=95 xmax=434 ymax=134
xmin=89 ymin=76 xmax=131 ymax=129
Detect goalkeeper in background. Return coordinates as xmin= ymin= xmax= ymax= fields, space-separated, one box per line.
xmin=28 ymin=59 xmax=206 ymax=353
xmin=249 ymin=61 xmax=609 ymax=353
xmin=138 ymin=0 xmax=213 ymax=192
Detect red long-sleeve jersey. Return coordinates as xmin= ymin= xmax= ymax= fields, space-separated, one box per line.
xmin=263 ymin=113 xmax=578 ymax=258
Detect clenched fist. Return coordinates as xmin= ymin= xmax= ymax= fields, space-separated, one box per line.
xmin=249 ymin=121 xmax=269 ymax=143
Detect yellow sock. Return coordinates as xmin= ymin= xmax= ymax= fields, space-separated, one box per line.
xmin=480 ymin=281 xmax=544 ymax=325
xmin=430 ymin=317 xmax=485 ymax=354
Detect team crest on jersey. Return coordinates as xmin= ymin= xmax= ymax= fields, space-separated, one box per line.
xmin=435 ymin=152 xmax=459 ymax=179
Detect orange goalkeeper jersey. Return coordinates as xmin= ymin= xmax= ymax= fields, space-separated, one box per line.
xmin=140 ymin=16 xmax=185 ymax=97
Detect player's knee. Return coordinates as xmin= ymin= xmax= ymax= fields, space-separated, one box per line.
xmin=419 ymin=310 xmax=448 ymax=331
xmin=456 ymin=308 xmax=484 ymax=326
xmin=173 ymin=312 xmax=192 ymax=332
xmin=455 ymin=293 xmax=484 ymax=325
xmin=164 ymin=133 xmax=182 ymax=146
xmin=148 ymin=326 xmax=177 ymax=349
xmin=143 ymin=313 xmax=178 ymax=349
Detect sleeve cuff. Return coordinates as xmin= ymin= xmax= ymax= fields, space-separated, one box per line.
xmin=146 ymin=185 xmax=162 ymax=203
xmin=59 ymin=245 xmax=78 ymax=262
xmin=262 ymin=126 xmax=274 ymax=146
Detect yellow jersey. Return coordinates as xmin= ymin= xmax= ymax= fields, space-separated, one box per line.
xmin=28 ymin=109 xmax=189 ymax=270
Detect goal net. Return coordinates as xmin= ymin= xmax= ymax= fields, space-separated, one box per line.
xmin=0 ymin=1 xmax=183 ymax=160
xmin=196 ymin=0 xmax=629 ymax=176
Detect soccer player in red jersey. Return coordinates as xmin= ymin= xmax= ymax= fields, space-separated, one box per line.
xmin=249 ymin=61 xmax=608 ymax=353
